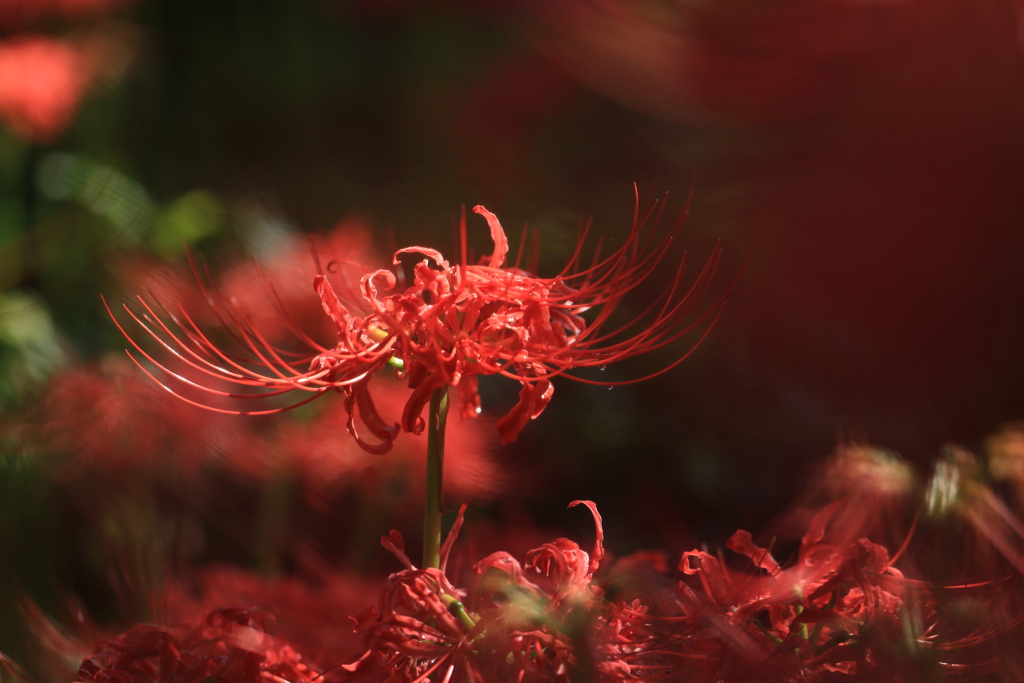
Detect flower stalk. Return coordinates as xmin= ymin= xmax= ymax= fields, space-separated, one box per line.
xmin=423 ymin=386 xmax=449 ymax=569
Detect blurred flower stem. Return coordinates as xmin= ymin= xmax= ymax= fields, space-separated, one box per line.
xmin=423 ymin=387 xmax=449 ymax=569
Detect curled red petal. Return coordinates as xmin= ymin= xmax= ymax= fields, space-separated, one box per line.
xmin=472 ymin=205 xmax=510 ymax=269
xmin=678 ymin=550 xmax=729 ymax=598
xmin=726 ymin=529 xmax=780 ymax=574
xmin=340 ymin=649 xmax=382 ymax=675
xmin=349 ymin=604 xmax=380 ymax=631
xmin=382 ymin=529 xmax=415 ymax=570
xmin=313 ymin=274 xmax=350 ymax=333
xmin=569 ymin=499 xmax=605 ymax=576
xmin=393 ymin=246 xmax=450 ymax=270
xmin=495 ymin=380 xmax=553 ymax=444
xmin=439 ymin=503 xmax=469 ymax=574
xmin=802 ymin=499 xmax=844 ymax=548
xmin=456 ymin=374 xmax=481 ymax=420
xmin=360 ymin=268 xmax=397 ymax=311
xmin=402 ymin=376 xmax=443 ymax=435
xmin=343 ymin=385 xmax=393 ymax=455
xmin=353 ymin=379 xmax=399 ymax=444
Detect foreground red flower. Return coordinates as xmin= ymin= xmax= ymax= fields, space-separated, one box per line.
xmin=343 ymin=500 xmax=642 ymax=682
xmin=55 ymin=477 xmax=1024 ymax=682
xmin=109 ymin=193 xmax=724 ymax=452
xmin=75 ymin=607 xmax=321 ymax=683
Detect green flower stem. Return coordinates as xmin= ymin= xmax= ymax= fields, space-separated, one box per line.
xmin=423 ymin=387 xmax=449 ymax=569
xmin=441 ymin=593 xmax=477 ymax=632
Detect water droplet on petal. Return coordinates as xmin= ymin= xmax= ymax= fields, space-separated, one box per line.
xmin=474 ymin=406 xmax=482 ymax=416
xmin=599 ymin=364 xmax=607 ymax=371
xmin=607 ymin=386 xmax=614 ymax=391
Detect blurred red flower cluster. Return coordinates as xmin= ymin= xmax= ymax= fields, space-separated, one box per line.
xmin=60 ymin=472 xmax=1024 ymax=682
xmin=75 ymin=607 xmax=320 ymax=683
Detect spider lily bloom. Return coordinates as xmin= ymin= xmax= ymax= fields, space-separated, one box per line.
xmin=346 ymin=501 xmax=645 ymax=682
xmin=670 ymin=502 xmax=917 ymax=680
xmin=76 ymin=607 xmax=321 ymax=683
xmin=161 ymin=565 xmax=381 ymax=671
xmin=107 ymin=191 xmax=725 ymax=453
xmin=26 ymin=356 xmax=245 ymax=479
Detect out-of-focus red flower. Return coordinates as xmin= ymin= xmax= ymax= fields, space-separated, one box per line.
xmin=669 ymin=501 xmax=920 ymax=680
xmin=29 ymin=356 xmax=246 ymax=478
xmin=773 ymin=444 xmax=917 ymax=558
xmin=19 ymin=354 xmax=504 ymax=506
xmin=0 ymin=36 xmax=98 ymax=142
xmin=926 ymin=445 xmax=1024 ymax=580
xmin=109 ymin=195 xmax=723 ymax=452
xmin=75 ymin=607 xmax=321 ymax=683
xmin=162 ymin=565 xmax=380 ymax=671
xmin=988 ymin=422 xmax=1024 ymax=498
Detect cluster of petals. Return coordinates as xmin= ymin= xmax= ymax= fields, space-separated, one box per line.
xmin=338 ymin=498 xmax=962 ymax=682
xmin=74 ymin=607 xmax=320 ymax=683
xmin=665 ymin=501 xmax=921 ymax=681
xmin=343 ymin=500 xmax=653 ymax=682
xmin=110 ymin=195 xmax=723 ymax=453
xmin=21 ymin=357 xmax=244 ymax=478
xmin=337 ymin=498 xmax=1009 ymax=682
xmin=158 ymin=564 xmax=382 ymax=672
xmin=64 ymin=492 xmax=1024 ymax=683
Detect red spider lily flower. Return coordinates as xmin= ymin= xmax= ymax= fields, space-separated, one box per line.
xmin=344 ymin=505 xmax=482 ymax=682
xmin=668 ymin=502 xmax=920 ymax=681
xmin=347 ymin=501 xmax=648 ymax=682
xmin=75 ymin=607 xmax=321 ymax=683
xmin=520 ymin=500 xmax=605 ymax=605
xmin=161 ymin=565 xmax=382 ymax=672
xmin=107 ymin=192 xmax=725 ymax=453
xmin=23 ymin=356 xmax=247 ymax=479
